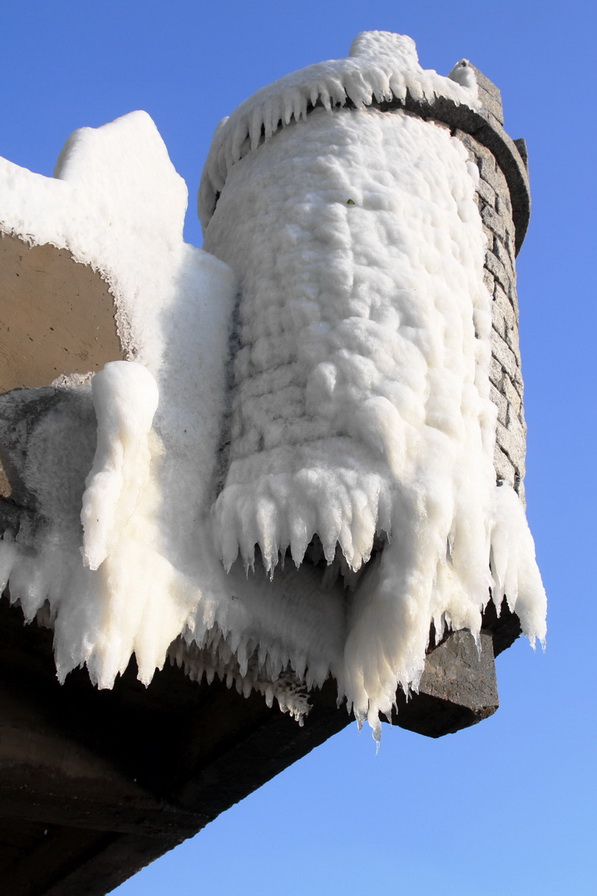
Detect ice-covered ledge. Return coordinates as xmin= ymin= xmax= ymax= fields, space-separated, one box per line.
xmin=0 ymin=384 xmax=506 ymax=732
xmin=0 ymin=110 xmax=346 ymax=725
xmin=0 ymin=110 xmax=232 ymax=387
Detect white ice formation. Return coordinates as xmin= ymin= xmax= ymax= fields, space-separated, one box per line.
xmin=199 ymin=31 xmax=479 ymax=228
xmin=0 ymin=31 xmax=546 ymax=738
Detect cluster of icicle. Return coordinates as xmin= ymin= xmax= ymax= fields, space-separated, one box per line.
xmin=199 ymin=30 xmax=479 ymax=227
xmin=168 ymin=626 xmax=312 ymax=723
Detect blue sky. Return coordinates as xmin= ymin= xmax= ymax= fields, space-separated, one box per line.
xmin=1 ymin=2 xmax=595 ymax=893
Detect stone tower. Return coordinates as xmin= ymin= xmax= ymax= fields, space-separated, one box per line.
xmin=199 ymin=30 xmax=544 ymax=730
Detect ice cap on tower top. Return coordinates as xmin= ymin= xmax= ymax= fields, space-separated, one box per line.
xmin=349 ymin=30 xmax=420 ymax=67
xmin=198 ymin=29 xmax=480 ymax=230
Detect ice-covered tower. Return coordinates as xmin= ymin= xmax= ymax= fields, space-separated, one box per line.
xmin=200 ymin=31 xmax=545 ymax=729
xmin=0 ymin=30 xmax=544 ymax=742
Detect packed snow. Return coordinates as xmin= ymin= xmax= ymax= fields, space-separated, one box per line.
xmin=0 ymin=30 xmax=546 ymax=737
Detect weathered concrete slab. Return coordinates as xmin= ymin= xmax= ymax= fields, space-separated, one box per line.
xmin=0 ymin=232 xmax=123 ymax=395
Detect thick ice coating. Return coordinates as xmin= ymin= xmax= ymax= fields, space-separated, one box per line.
xmin=203 ymin=31 xmax=546 ymax=736
xmin=0 ymin=105 xmax=343 ymax=719
xmin=0 ymin=30 xmax=546 ymax=738
xmin=81 ymin=362 xmax=159 ymax=571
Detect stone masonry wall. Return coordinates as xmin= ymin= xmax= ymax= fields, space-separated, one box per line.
xmin=453 ymin=67 xmax=529 ymax=503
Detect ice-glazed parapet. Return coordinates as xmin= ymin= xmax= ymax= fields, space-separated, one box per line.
xmin=199 ymin=30 xmax=479 ymax=229
xmin=203 ymin=30 xmax=546 ymax=737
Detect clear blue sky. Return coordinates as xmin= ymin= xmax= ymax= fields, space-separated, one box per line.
xmin=1 ymin=2 xmax=595 ymax=894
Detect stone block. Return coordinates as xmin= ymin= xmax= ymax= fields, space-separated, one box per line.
xmin=392 ymin=631 xmax=499 ymax=738
xmin=469 ymin=65 xmax=505 ymax=125
xmin=483 ymin=268 xmax=496 ymax=294
xmin=494 ymin=444 xmax=517 ymax=486
xmin=491 ymin=308 xmax=506 ymax=341
xmin=485 ymin=249 xmax=513 ymax=295
xmin=452 ymin=129 xmax=479 ymax=158
xmin=496 ymin=419 xmax=527 ymax=474
xmin=489 ymin=356 xmax=505 ymax=390
xmin=505 ymin=320 xmax=522 ymax=359
xmin=482 ymin=203 xmax=508 ymax=244
xmin=495 ymin=190 xmax=512 ymax=217
xmin=483 ymin=225 xmax=496 ymax=251
xmin=514 ymin=137 xmax=529 ymax=170
xmin=490 ymin=383 xmax=509 ymax=426
xmin=477 ymin=146 xmax=498 ymax=182
xmin=502 ymin=372 xmax=524 ymax=420
xmin=479 ymin=160 xmax=509 ymax=201
xmin=477 ymin=176 xmax=497 ymax=209
xmin=493 ymin=282 xmax=517 ymax=330
xmin=491 ymin=329 xmax=519 ymax=377
xmin=494 ymin=228 xmax=516 ymax=269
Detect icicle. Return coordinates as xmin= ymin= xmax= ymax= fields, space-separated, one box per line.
xmin=81 ymin=361 xmax=159 ymax=571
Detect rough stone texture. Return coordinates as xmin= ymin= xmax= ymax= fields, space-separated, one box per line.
xmin=451 ymin=69 xmax=529 ymax=503
xmin=0 ymin=386 xmax=96 ymax=544
xmin=392 ymin=630 xmax=498 ymax=737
